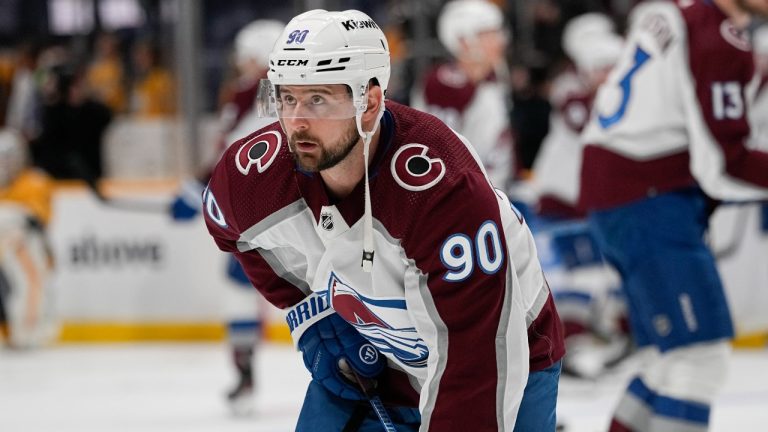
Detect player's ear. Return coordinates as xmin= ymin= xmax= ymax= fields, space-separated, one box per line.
xmin=362 ymin=84 xmax=383 ymax=121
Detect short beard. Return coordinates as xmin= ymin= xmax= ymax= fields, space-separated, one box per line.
xmin=289 ymin=120 xmax=360 ymax=172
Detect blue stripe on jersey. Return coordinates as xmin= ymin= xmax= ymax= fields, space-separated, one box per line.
xmin=653 ymin=393 xmax=710 ymax=424
xmin=627 ymin=377 xmax=655 ymax=405
xmin=552 ymin=290 xmax=593 ymax=304
xmin=355 ymin=294 xmax=407 ymax=309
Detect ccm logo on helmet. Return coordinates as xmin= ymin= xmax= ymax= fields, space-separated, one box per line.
xmin=341 ymin=19 xmax=379 ymax=31
xmin=276 ymin=59 xmax=309 ymax=66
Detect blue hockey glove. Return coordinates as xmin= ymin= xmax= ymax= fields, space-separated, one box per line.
xmin=287 ymin=292 xmax=386 ymax=400
xmin=169 ymin=179 xmax=205 ymax=221
xmin=761 ymin=203 xmax=768 ymax=232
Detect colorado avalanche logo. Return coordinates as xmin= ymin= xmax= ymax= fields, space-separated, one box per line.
xmin=391 ymin=143 xmax=446 ymax=192
xmin=235 ymin=130 xmax=281 ymax=175
xmin=720 ymin=20 xmax=750 ymax=52
xmin=328 ymin=273 xmax=429 ymax=368
xmin=203 ymin=186 xmax=226 ymax=227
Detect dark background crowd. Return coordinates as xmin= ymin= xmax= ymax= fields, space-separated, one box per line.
xmin=0 ymin=0 xmax=642 ymax=182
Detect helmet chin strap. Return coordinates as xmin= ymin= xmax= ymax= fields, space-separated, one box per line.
xmin=356 ymin=103 xmax=385 ymax=272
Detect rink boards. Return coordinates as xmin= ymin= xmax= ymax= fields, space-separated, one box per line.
xmin=43 ymin=181 xmax=767 ymax=347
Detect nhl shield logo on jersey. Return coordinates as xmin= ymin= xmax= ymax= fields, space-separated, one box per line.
xmin=391 ymin=143 xmax=446 ymax=192
xmin=328 ymin=272 xmax=429 ymax=368
xmin=320 ymin=212 xmax=334 ymax=231
xmin=235 ymin=130 xmax=282 ymax=175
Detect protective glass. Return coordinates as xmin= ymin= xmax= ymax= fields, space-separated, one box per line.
xmin=255 ymin=79 xmax=361 ymax=119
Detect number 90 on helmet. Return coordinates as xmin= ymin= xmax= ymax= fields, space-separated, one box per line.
xmin=255 ymin=9 xmax=390 ymax=120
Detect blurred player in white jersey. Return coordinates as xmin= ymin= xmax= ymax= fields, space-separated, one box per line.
xmin=579 ymin=1 xmax=768 ymax=430
xmin=0 ymin=128 xmax=57 ymax=349
xmin=410 ymin=0 xmax=516 ymax=192
xmin=169 ymin=19 xmax=284 ymax=415
xmin=529 ymin=13 xmax=628 ymax=379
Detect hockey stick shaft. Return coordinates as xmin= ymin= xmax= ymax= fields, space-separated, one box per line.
xmin=350 ymin=370 xmax=398 ymax=432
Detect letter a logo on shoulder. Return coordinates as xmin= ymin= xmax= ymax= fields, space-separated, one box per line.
xmin=236 ymin=131 xmax=282 ymax=175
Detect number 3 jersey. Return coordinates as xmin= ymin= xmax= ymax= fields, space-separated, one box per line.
xmin=204 ymin=100 xmax=564 ymax=430
xmin=580 ymin=0 xmax=768 ymax=210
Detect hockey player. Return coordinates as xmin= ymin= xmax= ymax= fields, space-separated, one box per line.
xmin=0 ymin=128 xmax=57 ymax=348
xmin=203 ymin=9 xmax=564 ymax=431
xmin=578 ymin=1 xmax=768 ymax=431
xmin=169 ymin=19 xmax=285 ymax=415
xmin=410 ymin=0 xmax=515 ymax=192
xmin=529 ymin=13 xmax=628 ymax=379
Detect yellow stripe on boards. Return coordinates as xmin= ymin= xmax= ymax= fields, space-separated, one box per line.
xmin=56 ymin=322 xmax=293 ymax=343
xmin=58 ymin=322 xmax=227 ymax=342
xmin=732 ymin=332 xmax=768 ymax=349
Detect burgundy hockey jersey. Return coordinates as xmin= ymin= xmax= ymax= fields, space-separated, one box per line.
xmin=204 ymin=101 xmax=563 ymax=430
xmin=580 ymin=0 xmax=768 ymax=210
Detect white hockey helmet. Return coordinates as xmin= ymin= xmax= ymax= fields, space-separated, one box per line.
xmin=568 ymin=32 xmax=623 ymax=73
xmin=562 ymin=13 xmax=622 ymax=76
xmin=438 ymin=0 xmax=505 ymax=56
xmin=264 ymin=9 xmax=390 ymax=120
xmin=234 ymin=19 xmax=286 ymax=68
xmin=0 ymin=128 xmax=26 ymax=188
xmin=562 ymin=13 xmax=616 ymax=63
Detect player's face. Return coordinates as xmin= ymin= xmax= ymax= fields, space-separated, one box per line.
xmin=279 ymin=85 xmax=360 ymax=172
xmin=462 ymin=28 xmax=508 ymax=68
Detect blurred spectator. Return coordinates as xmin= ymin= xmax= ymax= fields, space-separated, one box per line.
xmin=31 ymin=63 xmax=112 ymax=183
xmin=0 ymin=49 xmax=16 ymax=127
xmin=129 ymin=40 xmax=175 ymax=119
xmin=510 ymin=62 xmax=551 ymax=174
xmin=4 ymin=41 xmax=42 ymax=141
xmin=0 ymin=127 xmax=57 ymax=348
xmin=86 ymin=32 xmax=127 ymax=114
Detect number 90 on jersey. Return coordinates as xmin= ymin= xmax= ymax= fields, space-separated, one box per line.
xmin=440 ymin=221 xmax=504 ymax=282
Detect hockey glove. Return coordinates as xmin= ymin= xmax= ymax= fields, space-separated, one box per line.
xmin=169 ymin=179 xmax=205 ymax=221
xmin=287 ymin=292 xmax=386 ymax=400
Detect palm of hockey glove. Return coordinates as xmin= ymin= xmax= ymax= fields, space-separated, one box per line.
xmin=289 ymin=294 xmax=385 ymax=400
xmin=169 ymin=179 xmax=204 ymax=221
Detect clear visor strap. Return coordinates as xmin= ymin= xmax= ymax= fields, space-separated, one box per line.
xmin=361 ymin=134 xmax=374 ymax=272
xmin=358 ymin=106 xmax=385 ymax=272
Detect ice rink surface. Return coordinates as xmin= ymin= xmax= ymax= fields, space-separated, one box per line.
xmin=1 ymin=342 xmax=766 ymax=432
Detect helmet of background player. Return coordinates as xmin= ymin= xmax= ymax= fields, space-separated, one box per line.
xmin=437 ymin=0 xmax=507 ymax=59
xmin=0 ymin=128 xmax=26 ymax=188
xmin=561 ymin=13 xmax=615 ymax=64
xmin=562 ymin=13 xmax=622 ymax=89
xmin=264 ymin=9 xmax=389 ymax=126
xmin=234 ymin=19 xmax=286 ymax=71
